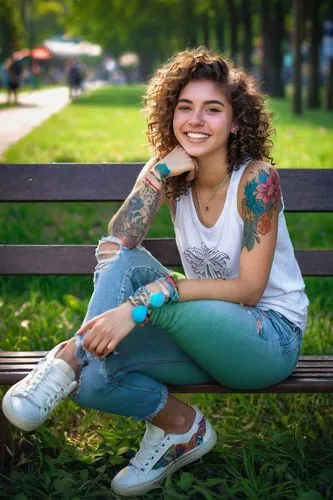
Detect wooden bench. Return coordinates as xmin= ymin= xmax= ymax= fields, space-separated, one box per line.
xmin=1 ymin=164 xmax=333 ymax=463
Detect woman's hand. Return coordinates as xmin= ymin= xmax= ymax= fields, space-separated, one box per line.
xmin=155 ymin=146 xmax=198 ymax=181
xmin=77 ymin=302 xmax=136 ymax=359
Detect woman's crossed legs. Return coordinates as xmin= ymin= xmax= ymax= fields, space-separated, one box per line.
xmin=2 ymin=236 xmax=302 ymax=496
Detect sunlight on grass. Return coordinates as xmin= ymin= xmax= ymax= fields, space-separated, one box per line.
xmin=2 ymin=85 xmax=333 ymax=167
xmin=3 ymin=86 xmax=148 ymax=163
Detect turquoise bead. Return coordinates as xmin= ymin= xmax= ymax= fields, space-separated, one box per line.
xmin=131 ymin=305 xmax=148 ymax=323
xmin=150 ymin=292 xmax=165 ymax=308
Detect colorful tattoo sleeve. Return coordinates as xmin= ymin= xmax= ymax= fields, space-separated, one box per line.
xmin=110 ymin=180 xmax=162 ymax=248
xmin=241 ymin=168 xmax=281 ymax=251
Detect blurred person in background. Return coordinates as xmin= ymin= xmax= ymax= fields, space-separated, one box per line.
xmin=67 ymin=59 xmax=84 ymax=98
xmin=4 ymin=55 xmax=23 ymax=104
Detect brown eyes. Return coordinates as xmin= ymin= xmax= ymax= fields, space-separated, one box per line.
xmin=176 ymin=106 xmax=221 ymax=113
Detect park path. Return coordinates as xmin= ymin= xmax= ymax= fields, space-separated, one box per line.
xmin=0 ymin=82 xmax=104 ymax=159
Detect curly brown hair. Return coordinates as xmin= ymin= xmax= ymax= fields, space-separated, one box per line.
xmin=144 ymin=47 xmax=274 ymax=200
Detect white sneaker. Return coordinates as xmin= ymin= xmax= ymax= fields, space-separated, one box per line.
xmin=111 ymin=406 xmax=217 ymax=497
xmin=2 ymin=343 xmax=77 ymax=431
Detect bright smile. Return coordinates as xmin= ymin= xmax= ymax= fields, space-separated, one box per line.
xmin=184 ymin=132 xmax=211 ymax=142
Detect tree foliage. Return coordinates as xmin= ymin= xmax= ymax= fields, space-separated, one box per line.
xmin=0 ymin=0 xmax=26 ymax=58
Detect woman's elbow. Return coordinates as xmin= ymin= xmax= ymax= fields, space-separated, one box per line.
xmin=106 ymin=224 xmax=136 ymax=249
xmin=242 ymin=284 xmax=265 ymax=307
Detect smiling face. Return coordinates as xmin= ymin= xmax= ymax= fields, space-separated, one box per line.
xmin=173 ymin=79 xmax=235 ymax=161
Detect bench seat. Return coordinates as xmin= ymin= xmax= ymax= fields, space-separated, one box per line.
xmin=1 ymin=165 xmax=332 ymax=467
xmin=1 ymin=352 xmax=332 ymax=393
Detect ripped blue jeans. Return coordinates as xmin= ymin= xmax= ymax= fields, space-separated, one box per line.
xmin=71 ymin=236 xmax=303 ymax=421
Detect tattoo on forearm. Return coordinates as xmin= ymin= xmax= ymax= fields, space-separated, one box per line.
xmin=241 ymin=168 xmax=281 ymax=251
xmin=110 ymin=180 xmax=162 ymax=247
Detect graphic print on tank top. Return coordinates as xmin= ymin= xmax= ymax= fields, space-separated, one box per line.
xmin=184 ymin=242 xmax=231 ymax=279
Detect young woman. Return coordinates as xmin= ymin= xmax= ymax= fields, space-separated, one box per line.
xmin=3 ymin=48 xmax=308 ymax=497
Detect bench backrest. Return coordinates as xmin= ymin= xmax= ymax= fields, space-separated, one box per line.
xmin=0 ymin=164 xmax=332 ymax=276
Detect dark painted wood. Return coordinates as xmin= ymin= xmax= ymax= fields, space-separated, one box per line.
xmin=0 ymin=352 xmax=47 ymax=358
xmin=0 ymin=245 xmax=332 ymax=276
xmin=0 ymin=354 xmax=332 ymax=392
xmin=0 ymin=373 xmax=332 ymax=392
xmin=1 ymin=353 xmax=332 ymax=364
xmin=0 ymin=163 xmax=140 ymax=202
xmin=169 ymin=379 xmax=333 ymax=393
xmin=1 ymin=165 xmax=333 ymax=211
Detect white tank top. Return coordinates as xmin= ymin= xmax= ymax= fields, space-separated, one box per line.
xmin=174 ymin=158 xmax=309 ymax=333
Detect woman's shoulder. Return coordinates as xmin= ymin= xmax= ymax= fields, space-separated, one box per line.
xmin=238 ymin=160 xmax=279 ymax=191
xmin=237 ymin=160 xmax=281 ymax=214
xmin=243 ymin=159 xmax=277 ymax=177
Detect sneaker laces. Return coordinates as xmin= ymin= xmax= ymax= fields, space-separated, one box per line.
xmin=17 ymin=359 xmax=72 ymax=412
xmin=130 ymin=435 xmax=171 ymax=472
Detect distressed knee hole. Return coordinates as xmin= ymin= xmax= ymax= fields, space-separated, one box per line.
xmin=97 ymin=242 xmax=121 ymax=260
xmin=95 ymin=241 xmax=121 ymax=270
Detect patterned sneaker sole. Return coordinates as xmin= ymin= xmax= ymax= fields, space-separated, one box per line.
xmin=111 ymin=422 xmax=217 ymax=497
xmin=2 ymin=383 xmax=42 ymax=431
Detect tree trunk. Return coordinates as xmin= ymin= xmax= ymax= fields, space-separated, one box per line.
xmin=241 ymin=0 xmax=253 ymax=70
xmin=202 ymin=10 xmax=210 ymax=48
xmin=0 ymin=5 xmax=17 ymax=59
xmin=326 ymin=58 xmax=333 ymax=111
xmin=214 ymin=0 xmax=225 ymax=52
xmin=293 ymin=0 xmax=303 ymax=115
xmin=307 ymin=0 xmax=321 ymax=108
xmin=138 ymin=50 xmax=155 ymax=82
xmin=260 ymin=0 xmax=274 ymax=93
xmin=226 ymin=0 xmax=239 ymax=62
xmin=271 ymin=0 xmax=285 ymax=97
xmin=182 ymin=0 xmax=198 ymax=48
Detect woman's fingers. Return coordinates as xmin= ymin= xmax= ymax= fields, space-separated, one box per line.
xmin=83 ymin=325 xmax=104 ymax=350
xmin=77 ymin=316 xmax=99 ymax=335
xmin=84 ymin=334 xmax=99 ymax=352
xmin=185 ymin=155 xmax=198 ymax=181
xmin=94 ymin=337 xmax=111 ymax=357
xmin=105 ymin=338 xmax=119 ymax=357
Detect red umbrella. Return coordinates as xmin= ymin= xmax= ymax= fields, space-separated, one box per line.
xmin=31 ymin=47 xmax=52 ymax=60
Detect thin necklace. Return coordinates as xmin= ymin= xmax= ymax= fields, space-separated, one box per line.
xmin=195 ymin=172 xmax=230 ymax=212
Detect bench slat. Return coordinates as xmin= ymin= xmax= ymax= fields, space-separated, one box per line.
xmin=169 ymin=379 xmax=333 ymax=393
xmin=0 ymin=352 xmax=48 ymax=358
xmin=1 ymin=355 xmax=332 ymax=392
xmin=1 ymin=166 xmax=333 ymax=211
xmin=0 ymin=373 xmax=331 ymax=392
xmin=0 ymin=367 xmax=331 ymax=378
xmin=1 ymin=364 xmax=324 ymax=370
xmin=1 ymin=353 xmax=332 ymax=361
xmin=0 ymin=245 xmax=332 ymax=276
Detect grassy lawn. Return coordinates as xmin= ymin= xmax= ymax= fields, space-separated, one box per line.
xmin=0 ymin=85 xmax=332 ymax=499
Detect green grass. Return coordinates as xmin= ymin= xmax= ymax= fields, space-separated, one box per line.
xmin=0 ymin=85 xmax=332 ymax=499
xmin=2 ymin=86 xmax=148 ymax=163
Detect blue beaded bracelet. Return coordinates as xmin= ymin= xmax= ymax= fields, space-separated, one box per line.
xmin=131 ymin=304 xmax=148 ymax=323
xmin=130 ymin=292 xmax=165 ymax=324
xmin=149 ymin=291 xmax=165 ymax=308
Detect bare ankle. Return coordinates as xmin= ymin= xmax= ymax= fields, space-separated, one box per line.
xmin=151 ymin=396 xmax=196 ymax=434
xmin=55 ymin=339 xmax=80 ymax=375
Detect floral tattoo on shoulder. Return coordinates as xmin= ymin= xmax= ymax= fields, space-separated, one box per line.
xmin=241 ymin=168 xmax=281 ymax=251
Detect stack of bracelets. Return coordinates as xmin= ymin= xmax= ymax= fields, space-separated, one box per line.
xmin=127 ymin=274 xmax=179 ymax=325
